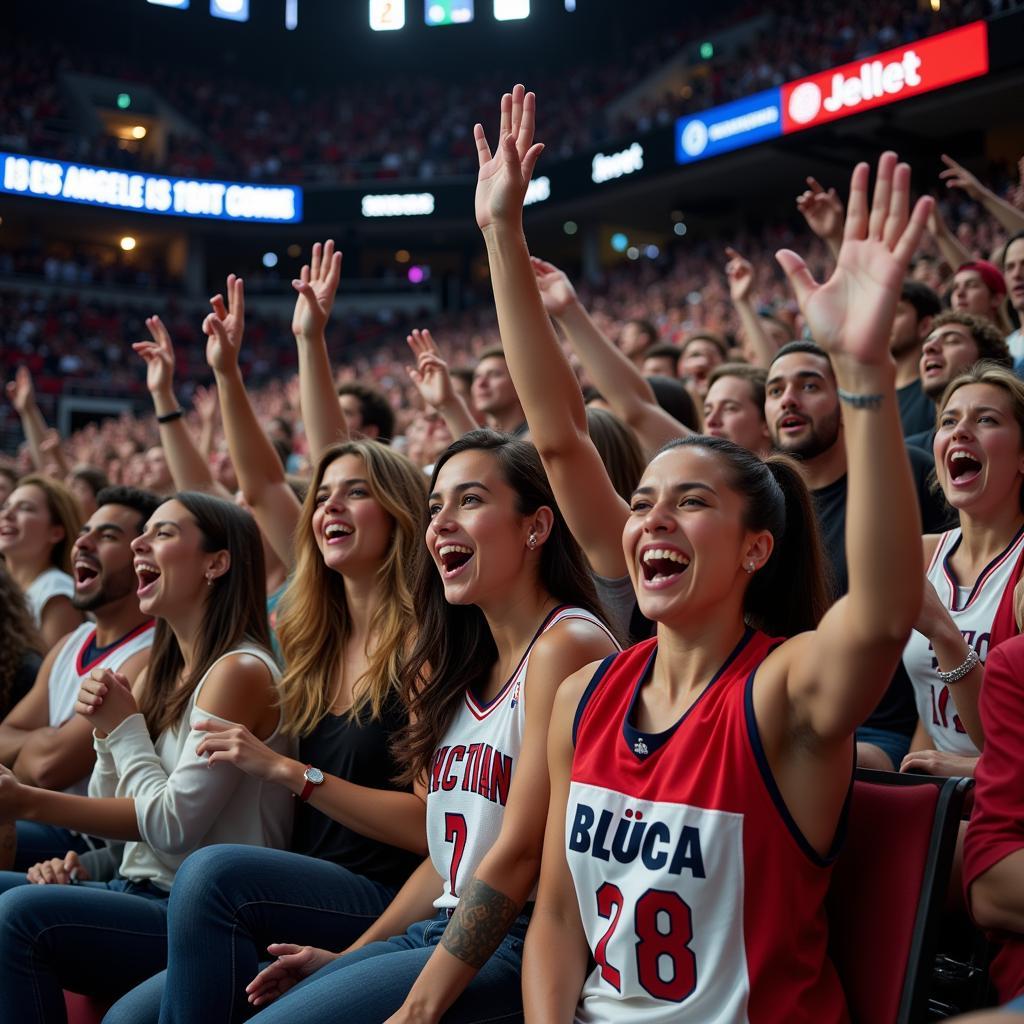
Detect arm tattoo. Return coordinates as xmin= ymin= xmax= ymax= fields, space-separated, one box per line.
xmin=441 ymin=878 xmax=521 ymax=969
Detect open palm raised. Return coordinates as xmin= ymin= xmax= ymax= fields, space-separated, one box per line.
xmin=474 ymin=84 xmax=545 ymax=232
xmin=776 ymin=153 xmax=933 ymax=366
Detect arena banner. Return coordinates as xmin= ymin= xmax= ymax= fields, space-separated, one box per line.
xmin=675 ymin=21 xmax=989 ymax=166
xmin=675 ymin=90 xmax=783 ymax=165
xmin=780 ymin=20 xmax=989 ymax=134
xmin=0 ymin=153 xmax=303 ymax=223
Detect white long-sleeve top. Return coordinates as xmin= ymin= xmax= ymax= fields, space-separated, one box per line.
xmin=88 ymin=643 xmax=294 ymax=891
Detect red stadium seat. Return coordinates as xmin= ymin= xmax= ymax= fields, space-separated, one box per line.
xmin=64 ymin=991 xmax=111 ymax=1024
xmin=828 ymin=768 xmax=974 ymax=1024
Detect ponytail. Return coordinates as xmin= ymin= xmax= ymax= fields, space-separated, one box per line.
xmin=746 ymin=457 xmax=831 ymax=637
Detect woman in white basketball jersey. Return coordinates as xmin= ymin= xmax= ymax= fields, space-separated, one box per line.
xmin=243 ymin=430 xmax=618 ymax=1023
xmin=901 ymin=362 xmax=1024 ymax=778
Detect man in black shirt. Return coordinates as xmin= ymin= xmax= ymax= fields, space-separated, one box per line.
xmin=766 ymin=341 xmax=950 ymax=771
xmin=893 ymin=280 xmax=941 ymax=438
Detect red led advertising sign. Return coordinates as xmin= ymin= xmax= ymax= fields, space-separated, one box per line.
xmin=781 ymin=21 xmax=989 ymax=135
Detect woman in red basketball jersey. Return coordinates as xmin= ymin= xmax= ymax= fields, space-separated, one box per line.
xmin=499 ymin=139 xmax=932 ymax=1020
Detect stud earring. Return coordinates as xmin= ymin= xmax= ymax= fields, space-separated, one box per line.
xmin=528 ymin=533 xmax=537 ymax=549
xmin=206 ymin=574 xmax=214 ymax=587
xmin=745 ymin=562 xmax=755 ymax=574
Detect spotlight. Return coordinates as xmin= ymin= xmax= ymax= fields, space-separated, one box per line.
xmin=563 ymin=221 xmax=578 ymax=236
xmin=120 ymin=237 xmax=137 ymax=252
xmin=131 ymin=126 xmax=147 ymax=140
xmin=262 ymin=252 xmax=279 ymax=268
xmin=610 ymin=233 xmax=628 ymax=253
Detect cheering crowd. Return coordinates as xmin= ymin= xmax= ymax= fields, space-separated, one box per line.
xmin=2 ymin=82 xmax=1024 ymax=1022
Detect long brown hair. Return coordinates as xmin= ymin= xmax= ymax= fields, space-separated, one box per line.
xmin=586 ymin=407 xmax=645 ymax=502
xmin=658 ymin=435 xmax=831 ymax=636
xmin=0 ymin=563 xmax=44 ymax=707
xmin=394 ymin=430 xmax=605 ymax=784
xmin=137 ymin=492 xmax=269 ymax=740
xmin=274 ymin=441 xmax=426 ymax=737
xmin=17 ymin=474 xmax=82 ymax=575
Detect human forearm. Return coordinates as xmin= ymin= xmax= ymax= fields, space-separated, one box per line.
xmin=149 ymin=385 xmax=220 ymax=494
xmin=522 ymin=908 xmax=589 ymax=1023
xmin=18 ymin=786 xmax=141 ymax=841
xmin=979 ymin=188 xmax=1024 ymax=237
xmin=272 ymin=757 xmax=427 ymax=855
xmin=483 ymin=226 xmax=588 ymax=448
xmin=12 ymin=727 xmax=95 ymax=790
xmin=841 ymin=360 xmax=922 ymax=640
xmin=19 ymin=402 xmax=50 ymax=470
xmin=928 ymin=623 xmax=983 ymax=749
xmin=347 ymin=856 xmax=443 ymax=953
xmin=435 ymin=397 xmax=478 ymax=441
xmin=0 ymin=726 xmax=32 ymax=767
xmin=734 ymin=297 xmax=777 ymax=368
xmin=295 ymin=330 xmax=347 ymax=461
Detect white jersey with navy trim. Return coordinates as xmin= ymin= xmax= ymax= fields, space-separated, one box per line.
xmin=48 ymin=620 xmax=156 ymax=794
xmin=426 ymin=605 xmax=618 ymax=912
xmin=903 ymin=526 xmax=1024 ymax=756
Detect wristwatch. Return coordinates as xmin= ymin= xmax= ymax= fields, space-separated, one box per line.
xmin=299 ymin=765 xmax=324 ymax=802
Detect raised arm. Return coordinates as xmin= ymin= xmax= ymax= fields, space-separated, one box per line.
xmin=291 ymin=240 xmax=348 ymax=461
xmin=725 ymin=246 xmax=777 ymax=368
xmin=928 ymin=202 xmax=972 ymax=272
xmin=533 ymin=258 xmax=690 ymax=454
xmin=5 ymin=367 xmax=55 ymax=472
xmin=406 ymin=329 xmax=478 ymax=441
xmin=941 ymin=153 xmax=1024 ymax=238
xmin=192 ymin=385 xmax=219 ymax=463
xmin=778 ymin=154 xmax=932 ymax=738
xmin=796 ymin=176 xmax=845 ymax=260
xmin=203 ymin=275 xmax=301 ymax=568
xmin=465 ymin=87 xmax=629 ymax=578
xmin=132 ymin=316 xmax=227 ymax=497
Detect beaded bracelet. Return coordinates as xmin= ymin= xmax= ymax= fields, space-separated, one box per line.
xmin=937 ymin=648 xmax=980 ymax=686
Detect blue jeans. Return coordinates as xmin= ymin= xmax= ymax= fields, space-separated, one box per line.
xmin=245 ymin=911 xmax=528 ymax=1024
xmin=13 ymin=821 xmax=96 ymax=871
xmin=105 ymin=845 xmax=398 ymax=1024
xmin=0 ymin=871 xmax=169 ymax=1024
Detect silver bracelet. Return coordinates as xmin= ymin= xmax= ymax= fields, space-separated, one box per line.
xmin=936 ymin=648 xmax=980 ymax=686
xmin=836 ymin=387 xmax=884 ymax=410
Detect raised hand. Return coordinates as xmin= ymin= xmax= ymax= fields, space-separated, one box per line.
xmin=406 ymin=329 xmax=456 ymax=410
xmin=27 ymin=850 xmax=90 ymax=886
xmin=204 ymin=274 xmax=245 ymax=374
xmin=193 ymin=384 xmax=219 ymax=426
xmin=132 ymin=316 xmax=176 ymax=398
xmin=795 ymin=176 xmax=845 ymax=245
xmin=724 ymin=246 xmax=754 ymax=304
xmin=194 ymin=719 xmax=286 ymax=782
xmin=939 ymin=154 xmax=983 ymax=200
xmin=4 ymin=365 xmax=36 ymax=414
xmin=530 ymin=257 xmax=578 ymax=318
xmin=474 ymin=84 xmax=545 ymax=231
xmin=776 ymin=153 xmax=933 ymax=366
xmin=292 ymin=240 xmax=342 ymax=339
xmin=246 ymin=944 xmax=337 ymax=1008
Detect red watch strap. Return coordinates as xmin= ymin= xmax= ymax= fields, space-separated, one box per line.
xmin=299 ymin=765 xmax=315 ymax=802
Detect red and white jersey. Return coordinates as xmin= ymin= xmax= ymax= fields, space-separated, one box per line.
xmin=568 ymin=630 xmax=848 ymax=1024
xmin=427 ymin=605 xmax=618 ymax=912
xmin=902 ymin=526 xmax=1024 ymax=756
xmin=50 ymin=620 xmax=155 ymax=795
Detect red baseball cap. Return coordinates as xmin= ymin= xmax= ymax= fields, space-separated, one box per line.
xmin=957 ymin=260 xmax=1007 ymax=297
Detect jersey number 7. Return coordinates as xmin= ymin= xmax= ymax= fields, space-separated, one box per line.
xmin=444 ymin=812 xmax=468 ymax=898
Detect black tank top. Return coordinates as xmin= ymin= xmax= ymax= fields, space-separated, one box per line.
xmin=292 ymin=695 xmax=420 ymax=889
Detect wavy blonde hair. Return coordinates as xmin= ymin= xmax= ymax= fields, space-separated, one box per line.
xmin=274 ymin=441 xmax=426 ymax=737
xmin=17 ymin=474 xmax=82 ymax=575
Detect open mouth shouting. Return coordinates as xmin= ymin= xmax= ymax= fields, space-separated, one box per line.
xmin=922 ymin=357 xmax=945 ymax=380
xmin=639 ymin=545 xmax=691 ymax=589
xmin=134 ymin=560 xmax=162 ymax=598
xmin=323 ymin=521 xmax=354 ymax=545
xmin=946 ymin=448 xmax=983 ymax=489
xmin=74 ymin=558 xmax=101 ymax=591
xmin=437 ymin=543 xmax=474 ymax=579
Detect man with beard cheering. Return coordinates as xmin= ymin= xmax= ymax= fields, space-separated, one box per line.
xmin=765 ymin=341 xmax=948 ymax=772
xmin=0 ymin=487 xmax=159 ymax=870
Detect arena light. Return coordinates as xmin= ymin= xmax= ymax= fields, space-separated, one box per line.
xmin=117 ymin=93 xmax=132 ymax=110
xmin=120 ymin=236 xmax=137 ymax=251
xmin=1 ymin=153 xmax=303 ymax=223
xmin=360 ymin=192 xmax=435 ymax=217
xmin=285 ymin=0 xmax=298 ymax=29
xmin=210 ymin=0 xmax=249 ymax=21
xmin=591 ymin=142 xmax=644 ymax=184
xmin=262 ymin=251 xmax=278 ymax=268
xmin=523 ymin=175 xmax=550 ymax=206
xmin=370 ymin=0 xmax=405 ymax=30
xmin=147 ymin=0 xmax=189 ymax=7
xmin=131 ymin=126 xmax=148 ymax=140
xmin=426 ymin=0 xmax=474 ymax=25
xmin=493 ymin=0 xmax=529 ymax=21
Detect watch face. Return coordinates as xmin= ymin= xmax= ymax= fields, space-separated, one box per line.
xmin=305 ymin=767 xmax=325 ymax=785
